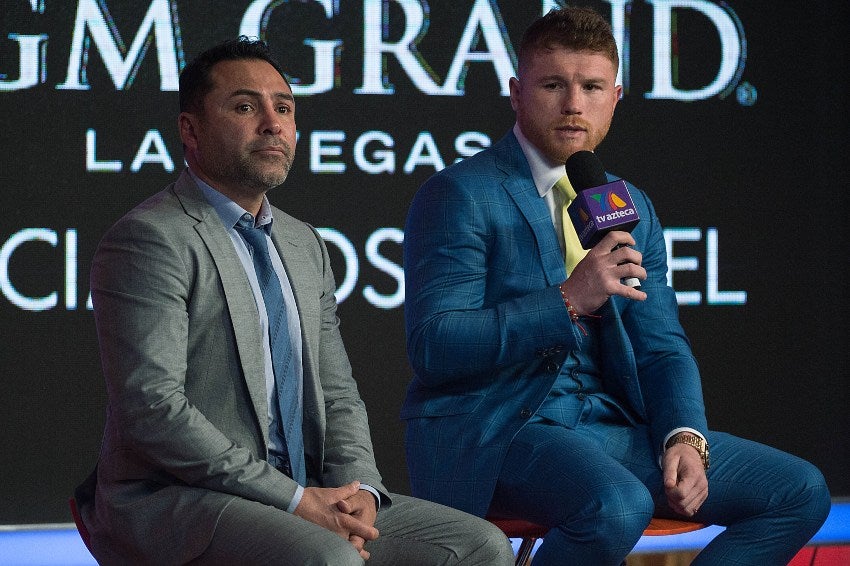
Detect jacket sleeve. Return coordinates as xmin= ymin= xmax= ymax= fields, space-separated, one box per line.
xmin=617 ymin=186 xmax=709 ymax=454
xmin=403 ymin=170 xmax=581 ymax=389
xmin=299 ymin=224 xmax=390 ymax=504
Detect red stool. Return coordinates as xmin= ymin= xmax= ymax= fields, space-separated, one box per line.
xmin=69 ymin=497 xmax=93 ymax=554
xmin=488 ymin=516 xmax=707 ymax=566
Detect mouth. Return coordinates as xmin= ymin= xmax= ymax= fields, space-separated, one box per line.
xmin=252 ymin=143 xmax=292 ymax=159
xmin=255 ymin=146 xmax=287 ymax=154
xmin=557 ymin=121 xmax=588 ymax=133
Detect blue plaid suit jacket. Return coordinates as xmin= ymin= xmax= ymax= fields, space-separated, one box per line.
xmin=401 ymin=131 xmax=708 ymax=518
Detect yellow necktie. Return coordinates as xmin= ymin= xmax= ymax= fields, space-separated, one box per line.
xmin=554 ymin=175 xmax=588 ymax=275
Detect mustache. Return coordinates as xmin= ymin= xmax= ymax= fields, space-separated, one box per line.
xmin=557 ymin=118 xmax=591 ymax=130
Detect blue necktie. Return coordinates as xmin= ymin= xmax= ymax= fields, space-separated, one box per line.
xmin=236 ymin=216 xmax=306 ymax=485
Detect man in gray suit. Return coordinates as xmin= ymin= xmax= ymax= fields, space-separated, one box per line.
xmin=74 ymin=37 xmax=512 ymax=565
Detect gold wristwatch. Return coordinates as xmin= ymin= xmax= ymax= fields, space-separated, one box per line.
xmin=665 ymin=432 xmax=710 ymax=470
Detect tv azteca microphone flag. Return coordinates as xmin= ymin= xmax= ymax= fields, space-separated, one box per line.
xmin=567 ymin=179 xmax=640 ymax=250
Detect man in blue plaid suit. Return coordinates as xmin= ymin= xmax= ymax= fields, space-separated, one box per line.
xmin=401 ymin=7 xmax=829 ymax=565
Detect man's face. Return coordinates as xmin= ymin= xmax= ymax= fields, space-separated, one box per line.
xmin=510 ymin=47 xmax=621 ymax=164
xmin=181 ymin=58 xmax=296 ymax=203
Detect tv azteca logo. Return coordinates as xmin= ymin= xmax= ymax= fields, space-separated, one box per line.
xmin=588 ymin=191 xmax=636 ymax=223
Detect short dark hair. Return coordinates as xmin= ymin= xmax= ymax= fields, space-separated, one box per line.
xmin=179 ymin=36 xmax=289 ymax=114
xmin=518 ymin=7 xmax=618 ymax=73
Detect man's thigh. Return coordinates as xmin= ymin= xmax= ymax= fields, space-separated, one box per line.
xmin=368 ymin=494 xmax=512 ymax=566
xmin=613 ymin=426 xmax=825 ymax=526
xmin=192 ymin=493 xmax=511 ymax=566
xmin=683 ymin=431 xmax=826 ymax=526
xmin=189 ymin=496 xmax=362 ymax=566
xmin=489 ymin=417 xmax=656 ymax=527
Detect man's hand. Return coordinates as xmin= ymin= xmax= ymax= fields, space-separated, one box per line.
xmin=662 ymin=443 xmax=708 ymax=517
xmin=337 ymin=489 xmax=379 ymax=559
xmin=293 ymin=481 xmax=379 ymax=559
xmin=561 ymin=231 xmax=647 ymax=315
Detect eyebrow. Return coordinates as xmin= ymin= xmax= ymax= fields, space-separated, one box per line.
xmin=229 ymin=88 xmax=294 ymax=102
xmin=537 ymin=74 xmax=607 ymax=84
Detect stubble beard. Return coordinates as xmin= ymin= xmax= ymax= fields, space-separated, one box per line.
xmin=551 ymin=120 xmax=611 ymax=164
xmin=221 ymin=142 xmax=295 ymax=196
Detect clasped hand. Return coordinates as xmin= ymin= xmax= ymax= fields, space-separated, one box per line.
xmin=661 ymin=444 xmax=708 ymax=517
xmin=561 ymin=231 xmax=647 ymax=315
xmin=294 ymin=481 xmax=379 ymax=560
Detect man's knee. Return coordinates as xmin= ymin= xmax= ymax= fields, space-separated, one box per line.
xmin=592 ymin=481 xmax=654 ymax=542
xmin=461 ymin=518 xmax=515 ymax=564
xmin=785 ymin=459 xmax=831 ymax=524
xmin=301 ymin=545 xmax=365 ymax=566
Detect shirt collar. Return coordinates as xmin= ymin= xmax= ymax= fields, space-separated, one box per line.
xmin=512 ymin=123 xmax=568 ymax=198
xmin=189 ymin=168 xmax=275 ymax=233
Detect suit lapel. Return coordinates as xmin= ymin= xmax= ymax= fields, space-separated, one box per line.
xmin=494 ymin=133 xmax=567 ymax=286
xmin=173 ymin=171 xmax=271 ymax=449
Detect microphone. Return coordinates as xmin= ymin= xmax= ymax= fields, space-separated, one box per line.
xmin=565 ymin=151 xmax=641 ymax=289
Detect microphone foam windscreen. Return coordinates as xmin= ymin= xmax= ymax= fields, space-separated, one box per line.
xmin=565 ymin=151 xmax=608 ymax=192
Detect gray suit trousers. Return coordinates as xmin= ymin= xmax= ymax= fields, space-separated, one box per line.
xmin=187 ymin=493 xmax=513 ymax=565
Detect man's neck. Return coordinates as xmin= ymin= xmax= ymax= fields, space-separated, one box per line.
xmin=186 ymin=164 xmax=265 ymax=217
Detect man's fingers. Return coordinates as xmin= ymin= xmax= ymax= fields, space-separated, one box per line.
xmin=336 ymin=481 xmax=361 ymax=498
xmin=346 ymin=517 xmax=379 ymax=543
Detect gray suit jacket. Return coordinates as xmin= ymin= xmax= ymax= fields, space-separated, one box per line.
xmin=78 ymin=170 xmax=387 ymax=564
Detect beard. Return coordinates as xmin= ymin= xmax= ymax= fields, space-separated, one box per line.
xmin=204 ymin=140 xmax=295 ymax=196
xmin=548 ymin=118 xmax=610 ymax=163
xmin=518 ymin=110 xmax=612 ymax=164
xmin=237 ymin=142 xmax=295 ymax=191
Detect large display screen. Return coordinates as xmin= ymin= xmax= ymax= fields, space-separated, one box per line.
xmin=2 ymin=0 xmax=847 ymax=524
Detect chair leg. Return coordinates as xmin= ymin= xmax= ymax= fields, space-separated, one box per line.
xmin=515 ymin=536 xmax=538 ymax=566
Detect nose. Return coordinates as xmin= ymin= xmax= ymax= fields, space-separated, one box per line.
xmin=561 ymin=85 xmax=582 ymax=115
xmin=258 ymin=102 xmax=282 ymax=135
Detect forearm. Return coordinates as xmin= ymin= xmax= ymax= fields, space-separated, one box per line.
xmin=623 ymin=188 xmax=708 ymax=448
xmin=311 ymin=229 xmax=387 ymax=497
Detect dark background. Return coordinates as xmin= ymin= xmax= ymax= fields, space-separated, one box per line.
xmin=1 ymin=1 xmax=847 ymax=524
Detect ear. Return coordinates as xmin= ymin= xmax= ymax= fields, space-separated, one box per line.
xmin=509 ymin=77 xmax=521 ymax=111
xmin=178 ymin=112 xmax=199 ymax=151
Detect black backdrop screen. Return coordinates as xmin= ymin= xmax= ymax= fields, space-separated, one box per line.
xmin=2 ymin=0 xmax=848 ymax=523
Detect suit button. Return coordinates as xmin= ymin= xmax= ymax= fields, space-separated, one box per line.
xmin=520 ymin=408 xmax=532 ymax=418
xmin=546 ymin=361 xmax=559 ymax=373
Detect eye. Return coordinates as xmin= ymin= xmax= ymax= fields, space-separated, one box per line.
xmin=236 ymin=103 xmax=254 ymax=113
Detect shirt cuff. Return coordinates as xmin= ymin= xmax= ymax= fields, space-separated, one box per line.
xmin=286 ymin=483 xmax=381 ymax=514
xmin=658 ymin=427 xmax=706 ymax=467
xmin=359 ymin=484 xmax=381 ymax=511
xmin=286 ymin=485 xmax=305 ymax=513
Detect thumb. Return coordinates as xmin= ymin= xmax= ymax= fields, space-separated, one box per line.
xmin=662 ymin=455 xmax=679 ymax=489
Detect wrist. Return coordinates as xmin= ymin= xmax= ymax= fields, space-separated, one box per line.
xmin=559 ymin=281 xmax=581 ymax=322
xmin=665 ymin=432 xmax=710 ymax=470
